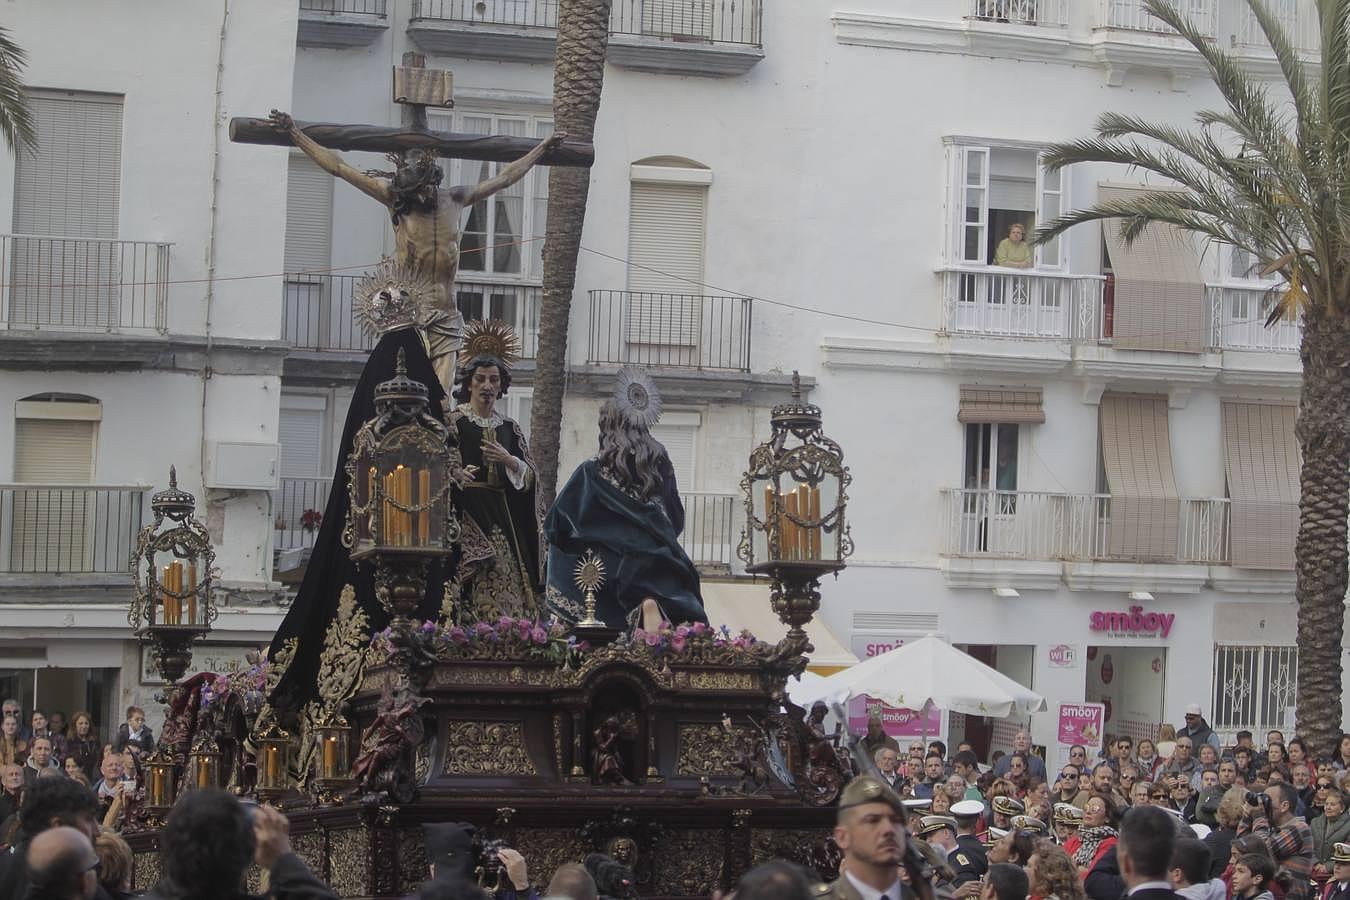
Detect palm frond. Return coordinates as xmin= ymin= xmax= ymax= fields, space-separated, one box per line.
xmin=1243 ymin=0 xmax=1320 ymax=157
xmin=0 ymin=26 xmax=33 ymax=154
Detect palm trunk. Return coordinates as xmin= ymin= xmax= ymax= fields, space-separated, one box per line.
xmin=1292 ymin=302 xmax=1350 ymax=758
xmin=530 ymin=0 xmax=612 ymax=505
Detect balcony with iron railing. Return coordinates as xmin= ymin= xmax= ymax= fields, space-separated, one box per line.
xmin=0 ymin=485 xmax=147 ymax=577
xmin=1208 ymin=283 xmax=1302 ymax=352
xmin=0 ymin=235 xmax=170 ymax=335
xmin=941 ymin=488 xmax=1231 ymax=566
xmin=586 ymin=290 xmax=751 ymax=372
xmin=407 ymin=0 xmax=763 ymax=76
xmin=273 ymin=476 xmax=332 ymax=555
xmin=282 ymin=272 xmax=541 ymax=358
xmin=941 ymin=266 xmax=1105 ymax=341
xmin=297 ymin=0 xmax=389 ymax=47
xmin=966 ymin=0 xmax=1070 ymax=28
xmin=679 ymin=491 xmax=738 ymax=573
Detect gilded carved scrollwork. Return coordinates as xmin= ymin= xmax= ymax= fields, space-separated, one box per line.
xmin=399 ymin=826 xmax=430 ymax=896
xmin=517 ymin=828 xmax=586 ymax=893
xmin=650 ymin=829 xmax=724 ymax=896
xmin=749 ymin=828 xmax=839 ymax=878
xmin=131 ymin=852 xmax=161 ymax=892
xmin=443 ymin=721 xmax=537 ymax=775
xmin=291 ymin=830 xmax=328 ymax=884
xmin=676 ymin=724 xmax=754 ymax=776
xmin=328 ymin=828 xmax=372 ymax=897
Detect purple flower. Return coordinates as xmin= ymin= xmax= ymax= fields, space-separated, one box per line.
xmin=516 ymin=620 xmax=533 ymax=642
xmin=643 ymin=631 xmax=662 ymax=647
xmin=497 ymin=615 xmax=516 ymax=632
xmin=531 ymin=626 xmax=548 ymax=645
xmin=448 ymin=626 xmax=468 ymax=645
xmin=421 ymin=620 xmax=436 ymax=633
xmin=475 ymin=622 xmax=495 ymax=637
xmin=691 ymin=622 xmax=708 ymax=636
xmin=720 ymin=624 xmax=731 ymax=638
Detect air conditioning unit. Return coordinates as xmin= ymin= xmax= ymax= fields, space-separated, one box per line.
xmin=205 ymin=442 xmax=280 ymax=491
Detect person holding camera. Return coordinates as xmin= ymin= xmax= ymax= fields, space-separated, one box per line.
xmin=1246 ymin=783 xmax=1316 ymax=900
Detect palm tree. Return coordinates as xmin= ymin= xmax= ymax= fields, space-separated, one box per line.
xmin=0 ymin=25 xmax=34 ymax=153
xmin=1037 ymin=0 xmax=1349 ymax=755
xmin=530 ymin=0 xmax=613 ymax=504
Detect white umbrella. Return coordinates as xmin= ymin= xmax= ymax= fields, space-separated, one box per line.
xmin=797 ymin=634 xmax=1047 ymax=719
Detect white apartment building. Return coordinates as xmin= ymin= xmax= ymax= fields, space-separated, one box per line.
xmin=0 ymin=0 xmax=1340 ymax=755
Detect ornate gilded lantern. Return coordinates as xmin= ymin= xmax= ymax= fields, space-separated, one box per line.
xmin=188 ymin=735 xmax=223 ymax=791
xmin=129 ymin=467 xmax=217 ymax=683
xmin=313 ymin=715 xmax=353 ymax=805
xmin=739 ymin=372 xmax=852 ymax=648
xmin=253 ymin=721 xmax=291 ymax=802
xmin=343 ymin=349 xmax=457 ymax=621
xmin=142 ymin=748 xmax=176 ymax=815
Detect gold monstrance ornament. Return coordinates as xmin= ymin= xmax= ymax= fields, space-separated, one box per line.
xmin=574 ymin=549 xmax=606 ymax=627
xmin=458 ymin=318 xmax=522 ymax=367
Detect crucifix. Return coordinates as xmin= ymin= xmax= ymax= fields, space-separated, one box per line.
xmin=230 ymin=52 xmax=593 ymax=390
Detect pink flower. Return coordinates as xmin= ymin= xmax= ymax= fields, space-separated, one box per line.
xmin=498 ymin=615 xmax=515 ymax=632
xmin=691 ymin=622 xmax=709 ymax=636
xmin=530 ymin=625 xmax=548 ymax=644
xmin=448 ymin=626 xmax=468 ymax=645
xmin=475 ymin=622 xmax=495 ymax=637
xmin=671 ymin=634 xmax=687 ymax=652
xmin=643 ymin=631 xmax=662 ymax=647
xmin=516 ymin=620 xmax=533 ymax=641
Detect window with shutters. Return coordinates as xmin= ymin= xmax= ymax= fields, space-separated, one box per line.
xmin=10 ymin=91 xmax=124 ymax=328
xmin=650 ymin=411 xmax=700 ymax=490
xmin=944 ymin=139 xmax=1066 ymax=270
xmin=276 ymin=394 xmax=330 ymax=547
xmin=438 ymin=110 xmax=552 ymax=280
xmin=283 ymin=156 xmax=335 ymax=347
xmin=503 ymin=389 xmax=533 ymax=443
xmin=627 ymin=159 xmax=711 ymax=354
xmin=10 ymin=395 xmax=100 ymax=572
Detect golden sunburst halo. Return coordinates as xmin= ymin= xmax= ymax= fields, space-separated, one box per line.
xmin=459 ymin=319 xmax=522 ymax=367
xmin=573 ymin=548 xmax=606 ymax=593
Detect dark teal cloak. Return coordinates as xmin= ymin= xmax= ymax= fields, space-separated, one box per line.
xmin=543 ymin=459 xmax=707 ymax=628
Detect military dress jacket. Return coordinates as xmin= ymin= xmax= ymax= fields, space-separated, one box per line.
xmin=949 ymin=834 xmax=988 ymax=886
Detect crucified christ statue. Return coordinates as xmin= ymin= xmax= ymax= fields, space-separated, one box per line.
xmin=267 ymin=109 xmax=565 ymax=390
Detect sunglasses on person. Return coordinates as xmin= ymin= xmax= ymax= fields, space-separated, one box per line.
xmin=1150 ymin=792 xmax=1167 ymax=800
xmin=1319 ymin=781 xmax=1335 ymax=789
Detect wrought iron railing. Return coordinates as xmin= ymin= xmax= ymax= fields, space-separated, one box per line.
xmin=1207 ymin=284 xmax=1302 ymax=352
xmin=1097 ymin=0 xmax=1216 ymax=37
xmin=941 ymin=266 xmax=1104 ymax=340
xmin=587 ymin=290 xmax=751 ymax=371
xmin=942 ymin=488 xmax=1231 ymax=564
xmin=273 ymin=476 xmax=333 ymax=552
xmin=968 ymin=0 xmax=1070 ymax=27
xmin=282 ymin=273 xmax=541 ymax=358
xmin=0 ymin=235 xmax=170 ymax=333
xmin=412 ymin=0 xmax=762 ymax=46
xmin=0 ymin=485 xmax=147 ymax=574
xmin=299 ymin=0 xmax=387 ymax=13
xmin=1212 ymin=644 xmax=1298 ymax=735
xmin=1233 ymin=0 xmax=1318 ymax=53
xmin=679 ymin=492 xmax=737 ymax=570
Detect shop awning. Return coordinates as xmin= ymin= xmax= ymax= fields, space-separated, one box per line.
xmin=957 ymin=386 xmax=1045 ymax=425
xmin=1223 ymin=402 xmax=1299 ymax=569
xmin=701 ymin=580 xmax=857 ymax=673
xmin=1099 ymin=393 xmax=1180 ymax=560
xmin=1099 ymin=184 xmax=1206 ymax=352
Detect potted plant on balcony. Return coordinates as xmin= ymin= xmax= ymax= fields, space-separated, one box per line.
xmin=301 ymin=508 xmax=323 ymax=534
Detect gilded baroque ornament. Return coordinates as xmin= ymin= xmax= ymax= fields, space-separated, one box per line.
xmin=675 ymin=723 xmax=754 ymax=777
xmin=295 ymin=585 xmax=370 ymax=785
xmin=442 ymin=721 xmax=537 ymax=775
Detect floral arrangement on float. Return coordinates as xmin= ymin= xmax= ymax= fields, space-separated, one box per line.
xmin=367 ymin=617 xmax=765 ymax=666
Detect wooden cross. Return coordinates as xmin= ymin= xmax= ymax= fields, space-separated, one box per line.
xmin=229 ymin=52 xmax=592 ymax=167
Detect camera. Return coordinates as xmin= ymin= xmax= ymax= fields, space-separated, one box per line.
xmin=472 ymin=836 xmax=508 ymax=891
xmin=1245 ymin=790 xmax=1271 ymax=811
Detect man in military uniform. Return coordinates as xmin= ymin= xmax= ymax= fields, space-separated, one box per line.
xmin=1009 ymin=815 xmax=1048 ymax=838
xmin=1322 ymin=843 xmax=1350 ymax=900
xmin=821 ymin=775 xmax=936 ymax=900
xmin=1053 ymin=803 xmax=1083 ymax=845
xmin=990 ymin=796 xmax=1023 ymax=832
xmin=915 ymin=817 xmax=959 ymax=893
xmin=950 ymin=800 xmax=988 ymax=888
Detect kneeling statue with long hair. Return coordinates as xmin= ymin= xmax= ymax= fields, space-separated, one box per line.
xmin=543 ymin=367 xmax=708 ymax=631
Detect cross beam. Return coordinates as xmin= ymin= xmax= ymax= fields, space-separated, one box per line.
xmin=227 ymin=117 xmax=594 ymax=167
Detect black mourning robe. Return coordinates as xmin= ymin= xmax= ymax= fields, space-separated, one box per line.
xmin=266 ymin=330 xmax=451 ymax=720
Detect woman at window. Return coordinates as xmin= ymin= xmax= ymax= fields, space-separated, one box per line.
xmin=994 ymin=222 xmax=1035 ymax=268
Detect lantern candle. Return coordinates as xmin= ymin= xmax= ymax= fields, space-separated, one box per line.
xmin=162 ymin=563 xmax=183 ymax=625
xmin=195 ymin=755 xmax=211 ymax=789
xmin=265 ymin=745 xmax=281 ymax=785
xmin=417 ymin=468 xmax=430 ymax=544
xmin=150 ymin=767 xmax=168 ymax=805
xmin=322 ymin=735 xmax=339 ymax=778
xmin=804 ymin=484 xmax=821 ymax=559
xmin=784 ymin=488 xmax=800 ymax=562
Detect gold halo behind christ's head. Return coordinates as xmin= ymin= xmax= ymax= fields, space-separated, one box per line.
xmin=459 ymin=319 xmax=522 ymax=367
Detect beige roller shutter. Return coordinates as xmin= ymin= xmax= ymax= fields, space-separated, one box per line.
xmin=651 ymin=417 xmax=697 ymax=489
xmin=1223 ymin=402 xmax=1299 ymax=569
xmin=12 ymin=417 xmax=97 ymax=572
xmin=957 ymin=386 xmax=1045 ymax=424
xmin=627 ymin=180 xmax=706 ymax=347
xmin=11 ymin=91 xmax=124 ymax=328
xmin=278 ymin=403 xmax=325 ymax=479
xmin=1099 ymin=394 xmax=1180 ymax=560
xmin=1099 ymin=184 xmax=1206 ymax=352
xmin=285 ymin=156 xmax=333 ymax=275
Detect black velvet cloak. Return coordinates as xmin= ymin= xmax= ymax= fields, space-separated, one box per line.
xmin=543 ymin=459 xmax=707 ymax=629
xmin=267 ymin=330 xmax=451 ymax=720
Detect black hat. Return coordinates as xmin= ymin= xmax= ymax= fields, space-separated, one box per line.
xmin=423 ymin=822 xmax=477 ymax=880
